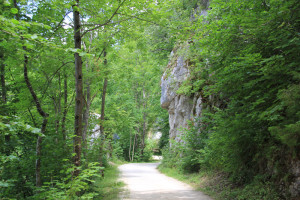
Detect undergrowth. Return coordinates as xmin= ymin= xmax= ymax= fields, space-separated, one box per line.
xmin=91 ymin=163 xmax=125 ymax=200
xmin=158 ymin=165 xmax=282 ymax=200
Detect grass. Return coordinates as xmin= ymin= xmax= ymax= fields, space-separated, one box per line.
xmin=158 ymin=165 xmax=282 ymax=200
xmin=157 ymin=165 xmax=215 ymax=196
xmin=90 ymin=162 xmax=126 ymax=200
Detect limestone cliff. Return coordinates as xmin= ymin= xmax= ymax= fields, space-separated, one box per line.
xmin=160 ymin=46 xmax=202 ymax=141
xmin=160 ymin=3 xmax=209 ymax=141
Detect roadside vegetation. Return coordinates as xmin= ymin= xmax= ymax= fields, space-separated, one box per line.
xmin=91 ymin=163 xmax=125 ymax=200
xmin=158 ymin=165 xmax=281 ymax=200
xmin=158 ymin=0 xmax=299 ymax=199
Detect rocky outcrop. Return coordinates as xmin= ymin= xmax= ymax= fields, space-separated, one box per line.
xmin=160 ymin=47 xmax=202 ymax=141
xmin=289 ymin=160 xmax=300 ymax=198
xmin=160 ymin=2 xmax=210 ymax=141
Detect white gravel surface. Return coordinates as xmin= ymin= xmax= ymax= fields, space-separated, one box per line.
xmin=118 ymin=163 xmax=212 ymax=200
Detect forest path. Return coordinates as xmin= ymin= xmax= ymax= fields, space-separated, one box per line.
xmin=118 ymin=163 xmax=212 ymax=200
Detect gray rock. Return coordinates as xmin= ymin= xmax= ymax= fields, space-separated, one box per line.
xmin=289 ymin=160 xmax=300 ymax=197
xmin=160 ymin=47 xmax=202 ymax=141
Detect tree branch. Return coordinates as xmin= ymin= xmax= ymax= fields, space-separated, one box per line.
xmin=48 ymin=11 xmax=72 ymax=39
xmin=81 ymin=0 xmax=127 ymax=37
xmin=41 ymin=61 xmax=73 ymax=99
xmin=116 ymin=12 xmax=160 ymax=26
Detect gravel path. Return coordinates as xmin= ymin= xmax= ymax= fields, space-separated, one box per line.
xmin=118 ymin=163 xmax=212 ymax=200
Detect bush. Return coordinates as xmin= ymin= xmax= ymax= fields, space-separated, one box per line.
xmin=32 ymin=162 xmax=103 ymax=200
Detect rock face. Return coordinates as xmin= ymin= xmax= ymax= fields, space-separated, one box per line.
xmin=160 ymin=2 xmax=210 ymax=141
xmin=290 ymin=160 xmax=300 ymax=198
xmin=160 ymin=47 xmax=202 ymax=141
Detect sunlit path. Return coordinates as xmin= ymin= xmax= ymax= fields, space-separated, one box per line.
xmin=119 ymin=163 xmax=212 ymax=200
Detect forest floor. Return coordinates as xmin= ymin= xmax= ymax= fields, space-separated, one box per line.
xmin=118 ymin=163 xmax=212 ymax=200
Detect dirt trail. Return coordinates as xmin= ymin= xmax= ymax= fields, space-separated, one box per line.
xmin=118 ymin=163 xmax=212 ymax=200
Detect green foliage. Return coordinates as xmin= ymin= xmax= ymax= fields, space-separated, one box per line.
xmin=269 ymin=83 xmax=300 ymax=148
xmin=0 ymin=116 xmax=40 ymax=199
xmin=162 ymin=0 xmax=300 ymax=198
xmin=159 ymin=165 xmax=282 ymax=200
xmin=1 ymin=0 xmax=173 ymax=197
xmin=112 ymin=141 xmax=124 ymax=160
xmin=161 ymin=112 xmax=212 ymax=173
xmin=33 ymin=162 xmax=102 ymax=200
xmin=90 ymin=164 xmax=125 ymax=200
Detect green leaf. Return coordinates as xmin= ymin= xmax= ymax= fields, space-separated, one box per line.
xmin=79 ymin=52 xmax=87 ymax=57
xmin=0 ymin=181 xmax=14 ymax=187
xmin=11 ymin=19 xmax=19 ymax=25
xmin=31 ymin=128 xmax=41 ymax=134
xmin=73 ymin=6 xmax=79 ymax=12
xmin=66 ymin=48 xmax=79 ymax=53
xmin=44 ymin=25 xmax=52 ymax=30
xmin=4 ymin=1 xmax=11 ymax=6
xmin=31 ymin=34 xmax=38 ymax=39
xmin=10 ymin=8 xmax=18 ymax=15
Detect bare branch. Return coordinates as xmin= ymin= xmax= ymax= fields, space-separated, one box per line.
xmin=116 ymin=12 xmax=160 ymax=26
xmin=48 ymin=11 xmax=72 ymax=39
xmin=97 ymin=48 xmax=106 ymax=62
xmin=81 ymin=0 xmax=127 ymax=37
xmin=41 ymin=61 xmax=73 ymax=99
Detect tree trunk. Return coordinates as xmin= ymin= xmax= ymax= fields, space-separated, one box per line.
xmin=82 ymin=85 xmax=90 ymax=159
xmin=132 ymin=133 xmax=137 ymax=162
xmin=36 ymin=118 xmax=47 ymax=188
xmin=0 ymin=53 xmax=6 ymax=103
xmin=100 ymin=49 xmax=108 ymax=136
xmin=99 ymin=77 xmax=108 ymax=134
xmin=1 ymin=51 xmax=10 ymax=155
xmin=141 ymin=87 xmax=147 ymax=156
xmin=24 ymin=52 xmax=49 ymax=187
xmin=99 ymin=49 xmax=108 ymax=176
xmin=61 ymin=73 xmax=68 ymax=141
xmin=129 ymin=132 xmax=132 ymax=161
xmin=55 ymin=72 xmax=62 ymax=140
xmin=82 ymin=34 xmax=93 ymax=159
xmin=16 ymin=0 xmax=49 ymax=186
xmin=73 ymin=0 xmax=83 ymax=178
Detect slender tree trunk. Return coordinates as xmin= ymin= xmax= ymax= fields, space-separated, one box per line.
xmin=36 ymin=118 xmax=47 ymax=187
xmin=28 ymin=108 xmax=37 ymax=127
xmin=24 ymin=52 xmax=49 ymax=187
xmin=1 ymin=51 xmax=10 ymax=155
xmin=82 ymin=34 xmax=93 ymax=159
xmin=141 ymin=87 xmax=147 ymax=156
xmin=55 ymin=73 xmax=62 ymax=139
xmin=99 ymin=49 xmax=108 ymax=176
xmin=61 ymin=73 xmax=68 ymax=141
xmin=129 ymin=132 xmax=132 ymax=161
xmin=15 ymin=0 xmax=49 ymax=187
xmin=52 ymin=97 xmax=58 ymax=143
xmin=82 ymin=86 xmax=90 ymax=159
xmin=73 ymin=0 xmax=83 ymax=178
xmin=99 ymin=77 xmax=107 ymax=133
xmin=132 ymin=133 xmax=137 ymax=162
xmin=0 ymin=53 xmax=6 ymax=103
xmin=100 ymin=49 xmax=108 ymax=136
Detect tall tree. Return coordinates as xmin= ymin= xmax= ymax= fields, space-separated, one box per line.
xmin=99 ymin=48 xmax=108 ymax=175
xmin=0 ymin=52 xmax=6 ymax=104
xmin=73 ymin=0 xmax=83 ymax=177
xmin=13 ymin=0 xmax=50 ymax=187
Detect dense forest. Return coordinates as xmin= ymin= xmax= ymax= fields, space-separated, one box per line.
xmin=0 ymin=0 xmax=299 ymax=199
